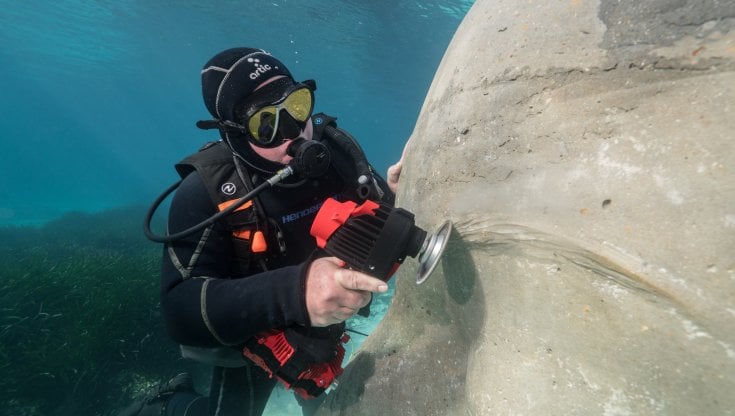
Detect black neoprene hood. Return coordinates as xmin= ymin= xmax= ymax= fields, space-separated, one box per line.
xmin=201 ymin=47 xmax=293 ymax=122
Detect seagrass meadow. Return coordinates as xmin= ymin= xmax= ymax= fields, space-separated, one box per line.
xmin=0 ymin=206 xmax=201 ymax=415
xmin=0 ymin=206 xmax=394 ymax=416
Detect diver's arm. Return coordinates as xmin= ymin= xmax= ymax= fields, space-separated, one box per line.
xmin=159 ymin=172 xmax=310 ymax=347
xmin=161 ymin=262 xmax=311 ymax=347
xmin=159 ymin=172 xmax=384 ymax=346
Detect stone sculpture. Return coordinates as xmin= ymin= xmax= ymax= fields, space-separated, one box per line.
xmin=318 ymin=0 xmax=735 ymax=414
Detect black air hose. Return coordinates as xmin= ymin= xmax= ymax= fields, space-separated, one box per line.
xmin=323 ymin=125 xmax=376 ymax=200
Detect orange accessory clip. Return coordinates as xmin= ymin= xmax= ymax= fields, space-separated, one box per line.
xmin=251 ymin=230 xmax=268 ymax=253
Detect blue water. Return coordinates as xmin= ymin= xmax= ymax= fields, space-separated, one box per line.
xmin=0 ymin=1 xmax=472 ymax=414
xmin=1 ymin=0 xmax=472 ymax=226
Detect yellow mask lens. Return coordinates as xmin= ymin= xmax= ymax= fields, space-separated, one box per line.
xmin=282 ymin=88 xmax=312 ymax=121
xmin=248 ymin=106 xmax=278 ymax=140
xmin=246 ymin=87 xmax=313 ymax=144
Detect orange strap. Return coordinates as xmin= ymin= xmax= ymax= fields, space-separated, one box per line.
xmin=251 ymin=231 xmax=267 ymax=253
xmin=218 ymin=199 xmax=253 ymax=212
xmin=233 ymin=229 xmax=252 ymax=240
xmin=219 ymin=199 xmax=267 ymax=253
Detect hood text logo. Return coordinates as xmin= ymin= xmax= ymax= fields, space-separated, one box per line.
xmin=248 ymin=57 xmax=272 ymax=80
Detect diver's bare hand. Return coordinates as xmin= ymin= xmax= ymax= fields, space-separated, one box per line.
xmin=305 ymin=256 xmax=388 ymax=327
xmin=387 ymin=158 xmax=403 ymax=193
xmin=388 ymin=141 xmax=409 ymax=194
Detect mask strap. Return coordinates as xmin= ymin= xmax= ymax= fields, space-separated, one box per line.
xmin=196 ymin=119 xmax=248 ymax=134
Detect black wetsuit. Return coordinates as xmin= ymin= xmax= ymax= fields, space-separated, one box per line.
xmin=160 ymin=124 xmax=393 ymax=416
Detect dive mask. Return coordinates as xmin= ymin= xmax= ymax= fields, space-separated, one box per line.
xmin=238 ymin=78 xmax=316 ymax=148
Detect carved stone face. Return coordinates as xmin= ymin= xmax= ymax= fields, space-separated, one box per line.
xmin=318 ymin=1 xmax=735 ymax=415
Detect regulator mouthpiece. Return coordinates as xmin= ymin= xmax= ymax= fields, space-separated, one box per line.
xmin=288 ymin=138 xmax=331 ymax=178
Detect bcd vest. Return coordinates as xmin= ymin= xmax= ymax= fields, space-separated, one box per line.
xmin=173 ymin=113 xmax=362 ymax=275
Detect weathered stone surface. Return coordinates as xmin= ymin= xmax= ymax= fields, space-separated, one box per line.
xmin=318 ymin=0 xmax=735 ymax=414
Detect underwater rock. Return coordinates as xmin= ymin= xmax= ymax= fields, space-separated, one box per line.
xmin=318 ymin=0 xmax=735 ymax=415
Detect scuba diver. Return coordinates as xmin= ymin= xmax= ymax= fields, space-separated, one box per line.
xmin=121 ymin=47 xmax=395 ymax=416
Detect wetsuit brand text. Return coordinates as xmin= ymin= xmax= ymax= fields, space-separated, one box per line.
xmin=247 ymin=58 xmax=272 ymax=80
xmin=281 ymin=202 xmax=323 ymax=224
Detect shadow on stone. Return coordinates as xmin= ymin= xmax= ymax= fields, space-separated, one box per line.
xmin=442 ymin=229 xmax=477 ymax=306
xmin=317 ymin=352 xmax=375 ymax=415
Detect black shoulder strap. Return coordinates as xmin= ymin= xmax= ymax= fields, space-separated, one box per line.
xmin=311 ymin=113 xmax=337 ymax=141
xmin=174 ymin=140 xmax=260 ymax=228
xmin=175 ymin=141 xmax=232 ymax=180
xmin=314 ymin=118 xmax=395 ymax=205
